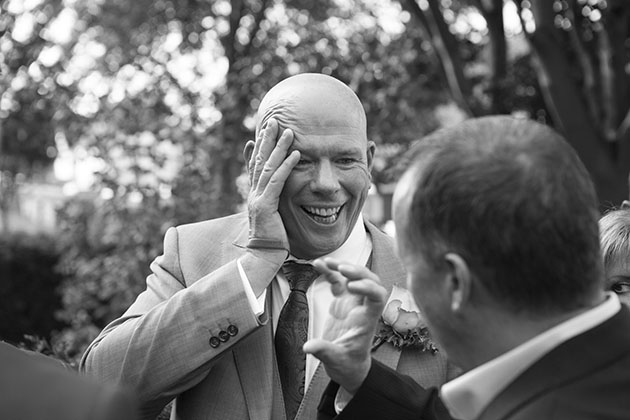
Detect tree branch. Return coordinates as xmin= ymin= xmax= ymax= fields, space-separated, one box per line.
xmin=602 ymin=0 xmax=630 ymax=141
xmin=565 ymin=0 xmax=601 ymax=131
xmin=597 ymin=27 xmax=616 ymax=142
xmin=241 ymin=0 xmax=270 ymax=60
xmin=476 ymin=0 xmax=507 ymax=113
xmin=222 ymin=0 xmax=245 ymax=69
xmin=402 ymin=0 xmax=475 ymax=116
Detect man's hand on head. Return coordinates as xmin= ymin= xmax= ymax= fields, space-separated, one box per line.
xmin=303 ymin=257 xmax=387 ymax=395
xmin=246 ymin=117 xmax=300 ymax=253
xmin=241 ymin=118 xmax=300 ymax=295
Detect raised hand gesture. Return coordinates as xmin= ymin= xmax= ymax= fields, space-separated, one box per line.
xmin=240 ymin=118 xmax=300 ymax=295
xmin=246 ymin=118 xmax=300 ymax=251
xmin=303 ymin=257 xmax=388 ymax=395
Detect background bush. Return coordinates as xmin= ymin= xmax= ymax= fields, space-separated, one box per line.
xmin=0 ymin=233 xmax=67 ymax=344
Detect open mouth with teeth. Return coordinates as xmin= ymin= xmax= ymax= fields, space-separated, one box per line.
xmin=301 ymin=205 xmax=343 ymax=225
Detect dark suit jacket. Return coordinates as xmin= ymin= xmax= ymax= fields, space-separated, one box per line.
xmin=319 ymin=306 xmax=630 ymax=420
xmin=0 ymin=341 xmax=136 ymax=420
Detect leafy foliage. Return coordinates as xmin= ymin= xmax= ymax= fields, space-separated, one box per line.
xmin=0 ymin=233 xmax=66 ymax=344
xmin=402 ymin=0 xmax=630 ymax=203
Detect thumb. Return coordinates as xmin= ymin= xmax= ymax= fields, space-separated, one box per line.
xmin=303 ymin=338 xmax=339 ymax=364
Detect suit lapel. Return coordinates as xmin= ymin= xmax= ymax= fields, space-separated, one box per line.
xmin=366 ymin=222 xmax=407 ymax=290
xmin=365 ymin=221 xmax=407 ymax=370
xmin=480 ymin=307 xmax=630 ymax=420
xmin=296 ymin=362 xmax=328 ymax=420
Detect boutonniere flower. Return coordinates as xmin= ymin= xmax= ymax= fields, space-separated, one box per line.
xmin=372 ymin=286 xmax=438 ymax=354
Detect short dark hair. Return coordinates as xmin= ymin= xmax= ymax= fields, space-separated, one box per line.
xmin=403 ymin=116 xmax=603 ymax=315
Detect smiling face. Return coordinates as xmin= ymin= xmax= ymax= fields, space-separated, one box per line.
xmin=256 ymin=74 xmax=374 ymax=259
xmin=279 ymin=129 xmax=374 ymax=259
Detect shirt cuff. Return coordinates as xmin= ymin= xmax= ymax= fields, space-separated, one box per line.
xmin=334 ymin=387 xmax=354 ymax=414
xmin=237 ymin=257 xmax=267 ymax=316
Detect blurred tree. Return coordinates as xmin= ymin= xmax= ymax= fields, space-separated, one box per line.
xmin=0 ymin=0 xmax=64 ymax=231
xmin=402 ymin=0 xmax=630 ymax=204
xmin=1 ymin=0 xmax=450 ymax=358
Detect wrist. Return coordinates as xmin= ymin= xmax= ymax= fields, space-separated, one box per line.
xmin=342 ymin=357 xmax=372 ymax=395
xmin=240 ymin=250 xmax=287 ymax=296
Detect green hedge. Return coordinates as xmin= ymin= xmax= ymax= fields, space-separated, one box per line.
xmin=0 ymin=233 xmax=67 ymax=344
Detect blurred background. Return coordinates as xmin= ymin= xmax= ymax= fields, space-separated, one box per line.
xmin=1 ymin=0 xmax=629 ymax=365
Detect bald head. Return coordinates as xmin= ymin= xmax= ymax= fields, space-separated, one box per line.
xmin=246 ymin=73 xmax=374 ymax=259
xmin=256 ymin=73 xmax=367 ymax=141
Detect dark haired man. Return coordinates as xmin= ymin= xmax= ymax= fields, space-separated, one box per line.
xmin=308 ymin=116 xmax=630 ymax=420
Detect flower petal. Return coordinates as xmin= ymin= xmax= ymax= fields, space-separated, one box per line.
xmin=382 ymin=299 xmax=402 ymax=325
xmin=392 ymin=308 xmax=423 ymax=332
xmin=388 ymin=285 xmax=421 ymax=312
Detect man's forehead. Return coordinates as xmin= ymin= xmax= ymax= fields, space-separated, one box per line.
xmin=288 ymin=133 xmax=367 ymax=154
xmin=257 ymin=74 xmax=366 ymax=134
xmin=261 ymin=98 xmax=364 ymax=132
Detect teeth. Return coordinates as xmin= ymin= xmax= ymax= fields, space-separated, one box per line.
xmin=303 ymin=206 xmax=340 ymax=216
xmin=302 ymin=206 xmax=342 ymax=224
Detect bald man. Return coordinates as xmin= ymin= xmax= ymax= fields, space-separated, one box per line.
xmin=80 ymin=74 xmax=455 ymax=420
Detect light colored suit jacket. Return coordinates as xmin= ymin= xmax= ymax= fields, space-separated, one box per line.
xmin=81 ymin=212 xmax=455 ymax=420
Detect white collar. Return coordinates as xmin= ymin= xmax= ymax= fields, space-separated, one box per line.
xmin=289 ymin=214 xmax=369 ymax=265
xmin=441 ymin=293 xmax=621 ymax=420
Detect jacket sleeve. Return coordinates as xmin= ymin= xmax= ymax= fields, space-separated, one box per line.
xmin=318 ymin=360 xmax=453 ymax=420
xmin=80 ymin=226 xmax=269 ymax=419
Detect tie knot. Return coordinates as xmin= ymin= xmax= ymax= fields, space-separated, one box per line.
xmin=282 ymin=261 xmax=319 ymax=293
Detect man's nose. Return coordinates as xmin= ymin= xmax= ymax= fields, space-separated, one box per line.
xmin=311 ymin=160 xmax=340 ymax=193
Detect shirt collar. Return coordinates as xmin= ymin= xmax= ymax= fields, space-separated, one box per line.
xmin=441 ymin=293 xmax=621 ymax=420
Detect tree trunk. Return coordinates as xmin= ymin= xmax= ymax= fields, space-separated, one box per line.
xmin=525 ymin=0 xmax=629 ymax=206
xmin=403 ymin=0 xmax=475 ymax=116
xmin=476 ymin=0 xmax=508 ymax=113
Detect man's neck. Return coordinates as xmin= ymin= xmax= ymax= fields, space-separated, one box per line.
xmin=458 ymin=294 xmax=607 ymax=371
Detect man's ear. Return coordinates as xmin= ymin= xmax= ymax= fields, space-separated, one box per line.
xmin=443 ymin=253 xmax=471 ymax=313
xmin=366 ymin=141 xmax=376 ymax=172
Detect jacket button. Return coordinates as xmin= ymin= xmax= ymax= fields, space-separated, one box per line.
xmin=227 ymin=325 xmax=238 ymax=336
xmin=209 ymin=336 xmax=221 ymax=348
xmin=218 ymin=330 xmax=230 ymax=342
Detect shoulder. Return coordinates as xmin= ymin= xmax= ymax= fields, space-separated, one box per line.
xmin=491 ymin=335 xmax=630 ymax=420
xmin=164 ymin=212 xmax=248 ymax=248
xmin=365 ymin=220 xmax=406 ymax=289
xmin=0 ymin=343 xmax=136 ymax=420
xmin=365 ymin=220 xmax=394 ymax=246
xmin=175 ymin=212 xmax=248 ymax=237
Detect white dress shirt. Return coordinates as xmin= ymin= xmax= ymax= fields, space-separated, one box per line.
xmin=440 ymin=293 xmax=621 ymax=420
xmin=237 ymin=215 xmax=373 ymax=387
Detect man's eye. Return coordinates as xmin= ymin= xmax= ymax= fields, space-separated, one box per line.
xmin=611 ymin=282 xmax=630 ymax=294
xmin=296 ymin=159 xmax=311 ymax=166
xmin=337 ymin=158 xmax=356 ymax=165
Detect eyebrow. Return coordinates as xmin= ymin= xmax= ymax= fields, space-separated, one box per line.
xmin=605 ymin=275 xmax=630 ymax=286
xmin=289 ymin=143 xmax=364 ymax=154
